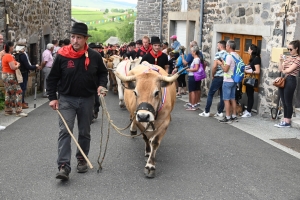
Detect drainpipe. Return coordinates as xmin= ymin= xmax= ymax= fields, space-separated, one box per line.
xmin=4 ymin=0 xmax=9 ymax=40
xmin=159 ymin=0 xmax=163 ymax=40
xmin=199 ymin=0 xmax=204 ymax=50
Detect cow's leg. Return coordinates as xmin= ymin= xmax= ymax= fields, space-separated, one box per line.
xmin=144 ymin=135 xmax=160 ymax=178
xmin=130 ymin=119 xmax=137 ymax=136
xmin=108 ymin=72 xmax=113 ymax=91
xmin=142 ymin=133 xmax=151 ymax=158
xmin=116 ymin=78 xmax=125 ymax=108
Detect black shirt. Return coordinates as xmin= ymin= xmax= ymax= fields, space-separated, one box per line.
xmin=46 ymin=48 xmax=108 ymax=101
xmin=168 ymin=57 xmax=176 ymax=74
xmin=140 ymin=53 xmax=169 ymax=70
xmin=124 ymin=50 xmax=137 ymax=60
xmin=249 ymin=56 xmax=261 ymax=71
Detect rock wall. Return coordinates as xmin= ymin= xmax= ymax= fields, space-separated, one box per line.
xmin=0 ymin=0 xmax=71 ymax=96
xmin=201 ymin=0 xmax=300 ymax=116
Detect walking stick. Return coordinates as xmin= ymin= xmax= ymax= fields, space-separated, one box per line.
xmin=56 ymin=110 xmax=93 ymax=169
xmin=34 ymin=70 xmax=38 ymax=108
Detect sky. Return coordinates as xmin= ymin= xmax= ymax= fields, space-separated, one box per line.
xmin=111 ymin=0 xmax=137 ymax=3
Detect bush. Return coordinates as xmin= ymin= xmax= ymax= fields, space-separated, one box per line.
xmin=0 ymin=90 xmax=4 ymax=110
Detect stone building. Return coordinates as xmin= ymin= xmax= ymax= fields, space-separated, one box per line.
xmin=135 ymin=0 xmax=300 ymax=116
xmin=0 ymin=0 xmax=71 ymax=95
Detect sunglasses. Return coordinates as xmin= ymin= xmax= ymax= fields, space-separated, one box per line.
xmin=287 ymin=48 xmax=294 ymax=51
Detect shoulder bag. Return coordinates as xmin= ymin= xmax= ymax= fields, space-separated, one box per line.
xmin=273 ymin=75 xmax=287 ymax=88
xmin=243 ymin=72 xmax=258 ymax=87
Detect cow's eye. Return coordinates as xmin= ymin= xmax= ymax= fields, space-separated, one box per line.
xmin=133 ymin=91 xmax=138 ymax=96
xmin=154 ymin=91 xmax=160 ymax=97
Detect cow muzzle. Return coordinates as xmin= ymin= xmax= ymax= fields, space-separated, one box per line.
xmin=136 ymin=102 xmax=156 ymax=122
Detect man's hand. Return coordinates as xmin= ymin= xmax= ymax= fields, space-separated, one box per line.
xmin=49 ymin=100 xmax=59 ymax=110
xmin=98 ymin=86 xmax=108 ymax=97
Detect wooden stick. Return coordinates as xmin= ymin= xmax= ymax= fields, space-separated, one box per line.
xmin=56 ymin=110 xmax=93 ymax=169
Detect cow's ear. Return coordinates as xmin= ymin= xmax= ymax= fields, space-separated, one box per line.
xmin=126 ymin=81 xmax=136 ymax=90
xmin=160 ymin=81 xmax=172 ymax=88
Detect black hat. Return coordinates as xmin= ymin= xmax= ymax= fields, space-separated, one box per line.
xmin=68 ymin=22 xmax=92 ymax=37
xmin=89 ymin=42 xmax=97 ymax=48
xmin=128 ymin=42 xmax=136 ymax=47
xmin=136 ymin=39 xmax=142 ymax=45
xmin=151 ymin=36 xmax=161 ymax=44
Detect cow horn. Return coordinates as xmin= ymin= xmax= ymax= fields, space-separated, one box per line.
xmin=159 ymin=73 xmax=179 ymax=82
xmin=114 ymin=71 xmax=136 ymax=82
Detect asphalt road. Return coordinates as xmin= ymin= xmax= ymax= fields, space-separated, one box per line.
xmin=1 ymin=92 xmax=300 ymax=200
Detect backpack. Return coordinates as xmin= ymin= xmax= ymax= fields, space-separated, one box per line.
xmin=226 ymin=53 xmax=245 ymax=83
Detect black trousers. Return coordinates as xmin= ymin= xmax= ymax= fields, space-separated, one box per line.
xmin=279 ymin=75 xmax=296 ymax=119
xmin=245 ymin=85 xmax=254 ymax=112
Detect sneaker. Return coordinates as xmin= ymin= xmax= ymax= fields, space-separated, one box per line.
xmin=274 ymin=121 xmax=285 ymax=127
xmin=16 ymin=112 xmax=28 ymax=117
xmin=241 ymin=111 xmax=251 ymax=118
xmin=186 ymin=106 xmax=196 ymax=111
xmin=199 ymin=112 xmax=210 ymax=117
xmin=219 ymin=117 xmax=232 ymax=124
xmin=77 ymin=159 xmax=88 ymax=173
xmin=176 ymin=94 xmax=182 ymax=98
xmin=4 ymin=111 xmax=13 ymax=116
xmin=277 ymin=122 xmax=291 ymax=128
xmin=214 ymin=112 xmax=224 ymax=117
xmin=56 ymin=166 xmax=70 ymax=181
xmin=0 ymin=125 xmax=6 ymax=131
xmin=231 ymin=117 xmax=239 ymax=122
xmin=194 ymin=104 xmax=200 ymax=110
xmin=184 ymin=103 xmax=192 ymax=108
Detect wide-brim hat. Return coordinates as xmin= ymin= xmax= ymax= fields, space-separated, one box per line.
xmin=151 ymin=36 xmax=161 ymax=44
xmin=89 ymin=42 xmax=97 ymax=48
xmin=68 ymin=22 xmax=92 ymax=37
xmin=136 ymin=39 xmax=142 ymax=45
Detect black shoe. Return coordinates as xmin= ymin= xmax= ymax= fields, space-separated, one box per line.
xmin=56 ymin=166 xmax=70 ymax=181
xmin=77 ymin=159 xmax=88 ymax=173
xmin=219 ymin=117 xmax=232 ymax=124
xmin=230 ymin=117 xmax=239 ymax=122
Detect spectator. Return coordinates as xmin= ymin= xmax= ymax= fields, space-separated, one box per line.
xmin=168 ymin=51 xmax=176 ymax=75
xmin=136 ymin=36 xmax=152 ymax=58
xmin=241 ymin=44 xmax=261 ymax=118
xmin=15 ymin=44 xmax=41 ymax=108
xmin=58 ymin=40 xmax=64 ymax=47
xmin=52 ymin=39 xmax=60 ymax=60
xmin=1 ymin=41 xmax=28 ymax=117
xmin=274 ymin=40 xmax=300 ymax=128
xmin=140 ymin=36 xmax=169 ymax=71
xmin=63 ymin=39 xmax=70 ymax=46
xmin=173 ymin=46 xmax=188 ymax=97
xmin=185 ymin=46 xmax=202 ymax=111
xmin=162 ymin=42 xmax=169 ymax=54
xmin=47 ymin=22 xmax=108 ymax=180
xmin=182 ymin=41 xmax=203 ymax=107
xmin=0 ymin=34 xmax=4 ymax=71
xmin=41 ymin=43 xmax=54 ymax=97
xmin=170 ymin=35 xmax=181 ymax=51
xmin=199 ymin=40 xmax=227 ymax=117
xmin=217 ymin=40 xmax=239 ymax=123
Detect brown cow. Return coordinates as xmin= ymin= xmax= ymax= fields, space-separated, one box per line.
xmin=114 ymin=61 xmax=180 ymax=178
xmin=104 ymin=56 xmax=122 ymax=94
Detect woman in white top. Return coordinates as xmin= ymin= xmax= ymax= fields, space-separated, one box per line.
xmin=185 ymin=46 xmax=202 ymax=110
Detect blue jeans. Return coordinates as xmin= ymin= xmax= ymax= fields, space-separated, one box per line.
xmin=57 ymin=94 xmax=94 ymax=171
xmin=205 ymin=77 xmax=224 ymax=113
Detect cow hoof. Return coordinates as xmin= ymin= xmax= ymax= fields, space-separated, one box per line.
xmin=144 ymin=167 xmax=155 ymax=178
xmin=130 ymin=131 xmax=137 ymax=136
xmin=120 ymin=105 xmax=125 ymax=108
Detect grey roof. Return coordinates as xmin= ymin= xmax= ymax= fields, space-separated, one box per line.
xmin=104 ymin=36 xmax=120 ymax=45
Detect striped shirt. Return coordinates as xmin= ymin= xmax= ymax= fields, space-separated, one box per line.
xmin=283 ymin=56 xmax=300 ymax=76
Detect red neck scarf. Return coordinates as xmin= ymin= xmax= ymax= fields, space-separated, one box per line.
xmin=140 ymin=45 xmax=152 ymax=53
xmin=58 ymin=44 xmax=90 ymax=70
xmin=150 ymin=50 xmax=163 ymax=65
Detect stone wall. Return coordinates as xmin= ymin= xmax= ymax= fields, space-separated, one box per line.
xmin=135 ymin=0 xmax=162 ymax=40
xmin=0 ymin=0 xmax=71 ymax=96
xmin=201 ymin=0 xmax=300 ymax=116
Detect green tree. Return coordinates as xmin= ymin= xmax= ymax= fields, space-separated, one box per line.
xmin=117 ymin=21 xmax=134 ymax=42
xmin=105 ymin=8 xmax=109 ymax=13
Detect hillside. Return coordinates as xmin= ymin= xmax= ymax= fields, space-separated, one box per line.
xmin=72 ymin=0 xmax=136 ymax=9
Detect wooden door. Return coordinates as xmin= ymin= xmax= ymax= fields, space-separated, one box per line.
xmin=221 ymin=33 xmax=262 ymax=64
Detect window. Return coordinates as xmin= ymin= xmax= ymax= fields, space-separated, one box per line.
xmin=181 ymin=0 xmax=187 ymax=12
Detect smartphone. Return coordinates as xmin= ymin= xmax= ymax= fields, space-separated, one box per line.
xmin=218 ymin=57 xmax=222 ymax=62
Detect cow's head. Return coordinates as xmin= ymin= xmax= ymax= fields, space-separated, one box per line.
xmin=115 ymin=71 xmax=179 ymax=123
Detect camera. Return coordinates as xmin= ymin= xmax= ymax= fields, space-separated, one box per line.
xmin=181 ymin=49 xmax=184 ymax=54
xmin=218 ymin=57 xmax=222 ymax=62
